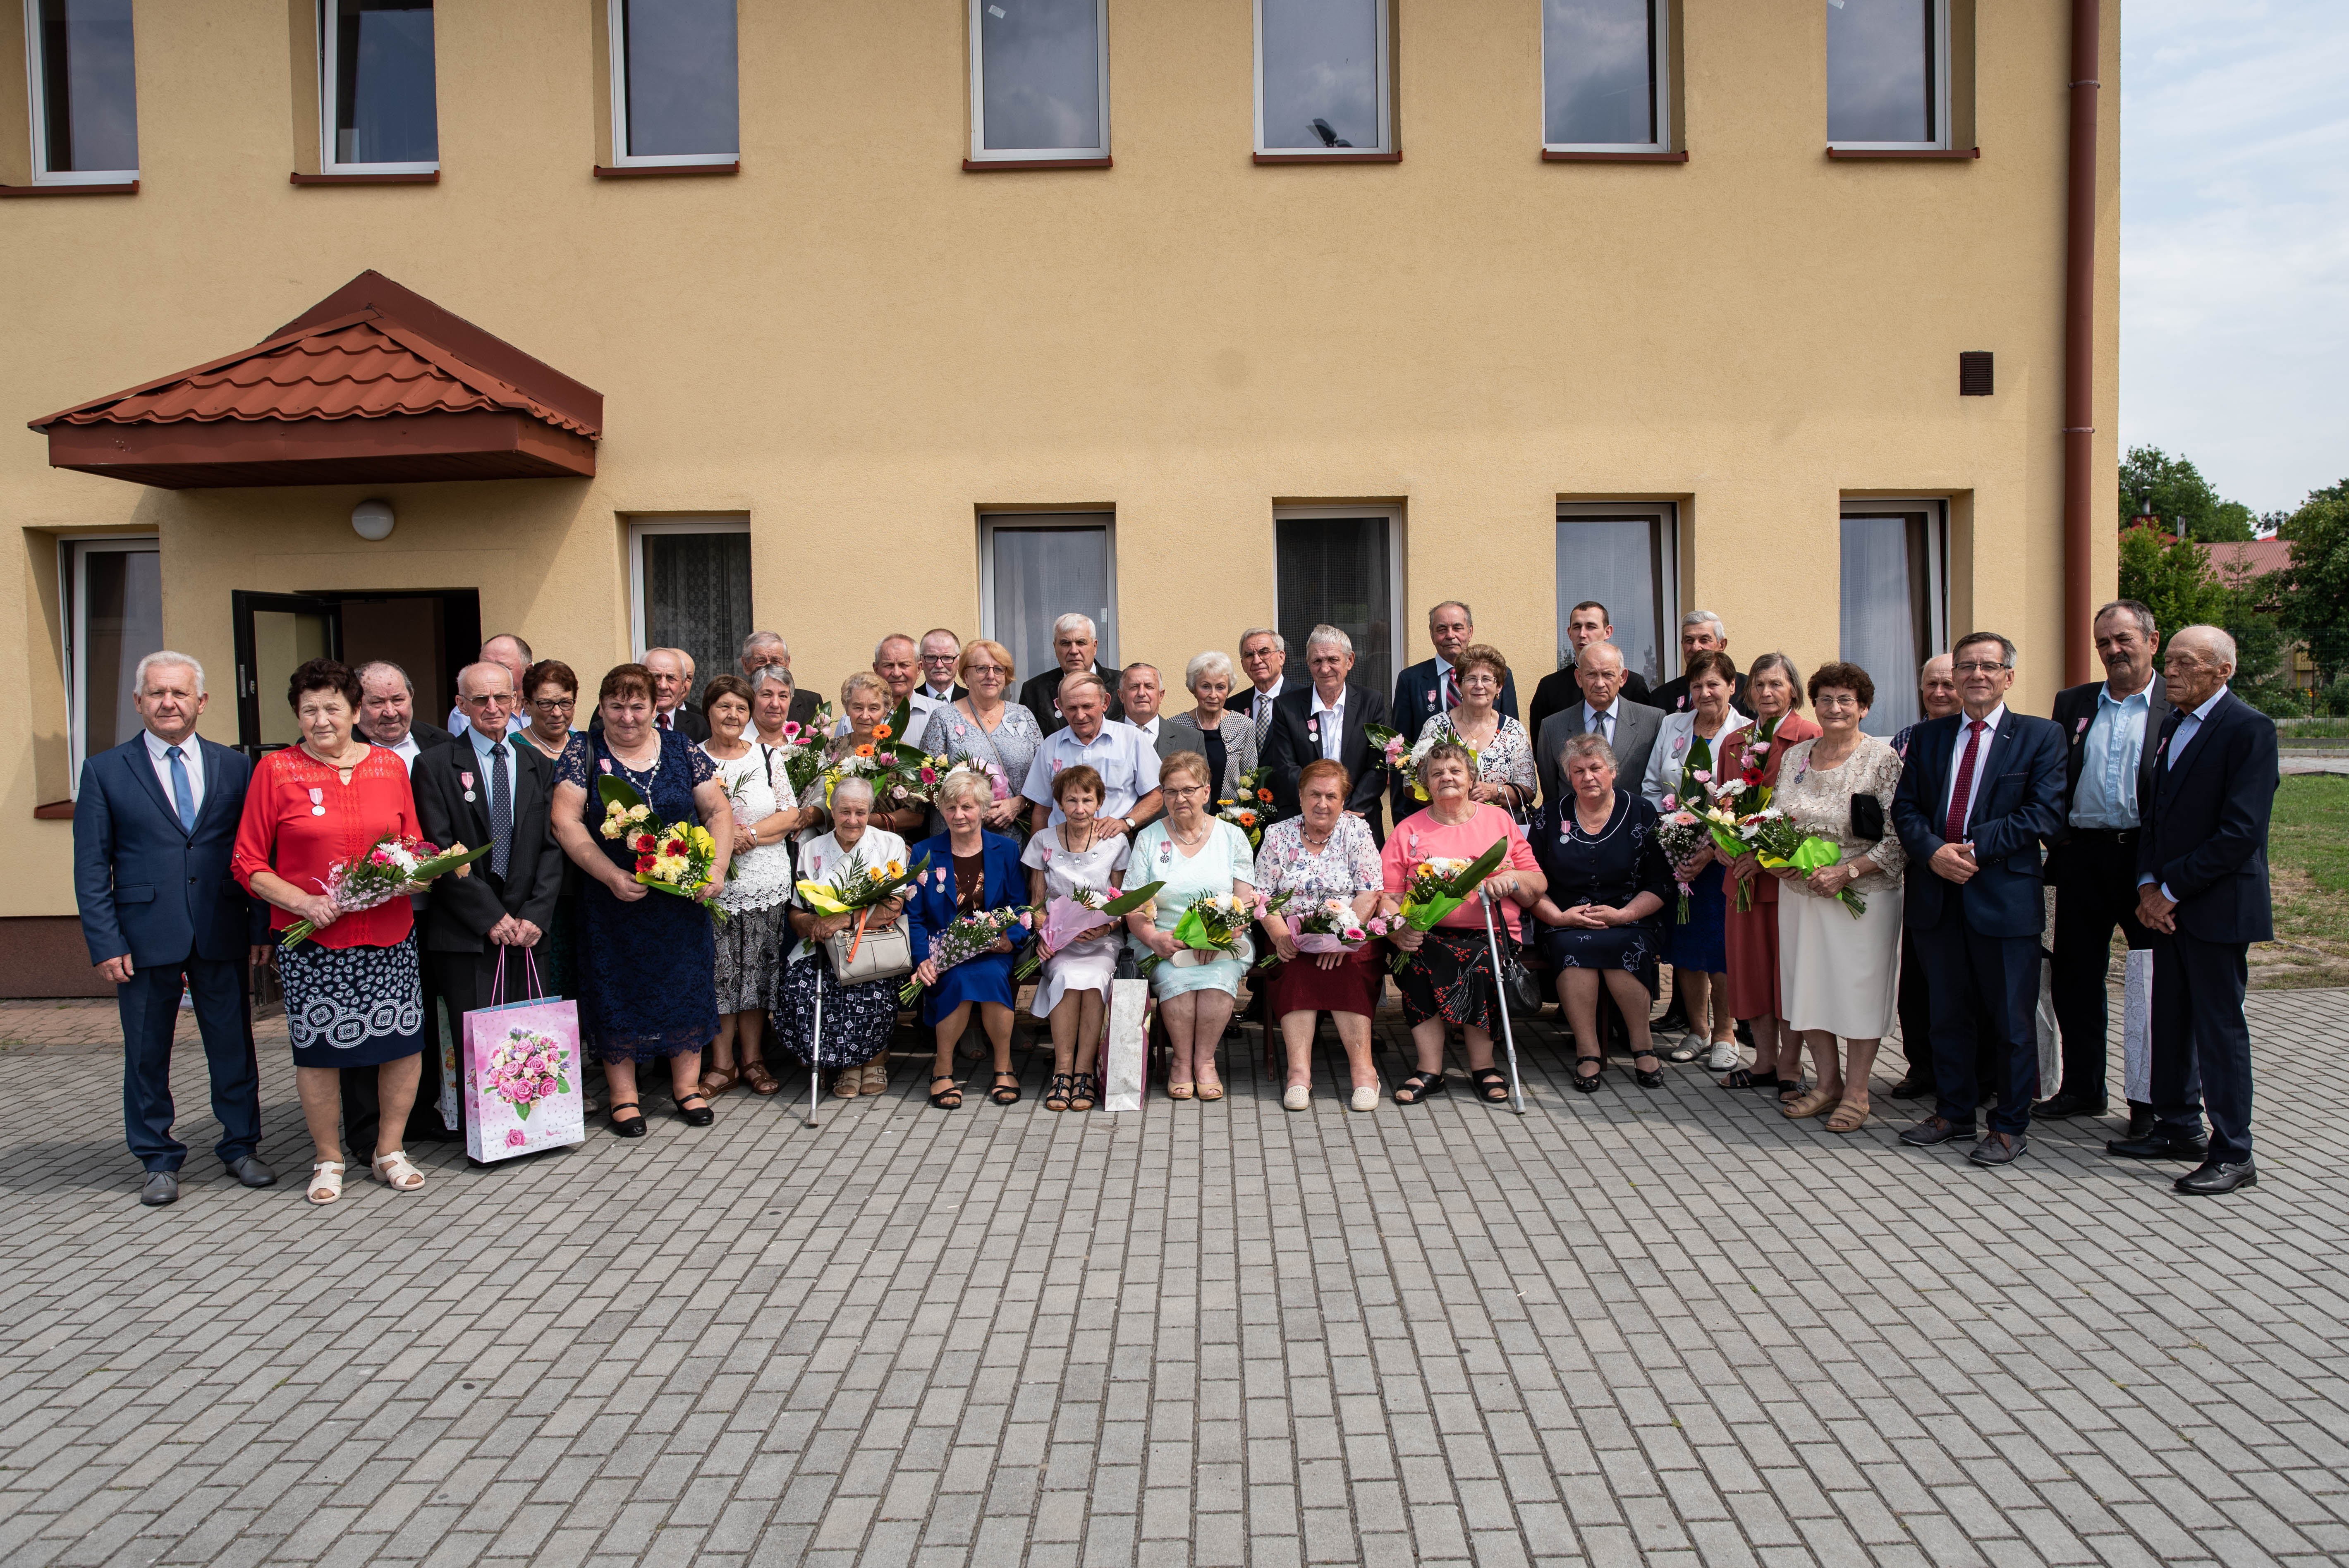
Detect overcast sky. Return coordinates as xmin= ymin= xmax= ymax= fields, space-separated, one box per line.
xmin=2122 ymin=0 xmax=2349 ymax=516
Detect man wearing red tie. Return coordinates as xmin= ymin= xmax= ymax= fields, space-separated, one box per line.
xmin=644 ymin=648 xmax=711 ymax=741
xmin=1889 ymin=632 xmax=2067 ymax=1166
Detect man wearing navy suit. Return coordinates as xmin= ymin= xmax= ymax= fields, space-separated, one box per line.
xmin=1265 ymin=625 xmax=1392 ymax=844
xmin=1390 ymin=600 xmax=1517 ymax=825
xmin=2123 ymin=626 xmax=2277 ymax=1195
xmin=1891 ymin=631 xmax=2068 ymax=1166
xmin=73 ymin=652 xmax=274 ymax=1207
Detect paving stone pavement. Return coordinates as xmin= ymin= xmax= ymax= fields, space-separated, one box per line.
xmin=4 ymin=991 xmax=2347 ymax=1568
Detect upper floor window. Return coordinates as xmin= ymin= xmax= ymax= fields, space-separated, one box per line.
xmin=608 ymin=0 xmax=738 ymax=167
xmin=969 ymin=0 xmax=1108 ymax=163
xmin=1256 ymin=0 xmax=1390 ymax=158
xmin=27 ymin=0 xmax=138 ymax=183
xmin=1543 ymin=0 xmax=1667 ymax=153
xmin=1826 ymin=0 xmax=1946 ymax=149
xmin=321 ymin=0 xmax=437 ymax=175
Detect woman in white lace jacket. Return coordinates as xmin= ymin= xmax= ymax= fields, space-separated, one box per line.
xmin=697 ymin=676 xmax=810 ymax=1098
xmin=1770 ymin=661 xmax=1908 ymax=1133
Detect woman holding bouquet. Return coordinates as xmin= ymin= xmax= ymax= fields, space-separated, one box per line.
xmin=1124 ymin=751 xmax=1258 ymax=1100
xmin=234 ymin=658 xmax=431 ymax=1204
xmin=1383 ymin=743 xmax=1545 ymax=1105
xmin=907 ymin=770 xmax=1029 ymax=1109
xmin=749 ymin=664 xmax=802 ymax=748
xmin=1157 ymin=650 xmax=1259 ymax=802
xmin=551 ymin=663 xmax=734 ymax=1137
xmin=779 ymin=776 xmax=910 ymax=1098
xmin=1640 ymin=651 xmax=1751 ymax=1071
xmin=698 ymin=674 xmax=809 ymax=1100
xmin=917 ymin=641 xmax=1040 ymax=837
xmin=1415 ymin=645 xmax=1536 ymax=817
xmin=798 ymin=672 xmax=927 ymax=838
xmin=1254 ymin=760 xmax=1384 ymax=1112
xmin=1022 ymin=765 xmax=1132 ymax=1111
xmin=1715 ymin=654 xmax=1820 ymax=1098
xmin=1771 ymin=663 xmax=1906 ymax=1132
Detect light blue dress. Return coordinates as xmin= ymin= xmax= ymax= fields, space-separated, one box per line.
xmin=1127 ymin=817 xmax=1258 ymax=998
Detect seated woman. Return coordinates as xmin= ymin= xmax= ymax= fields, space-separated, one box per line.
xmin=1383 ymin=742 xmax=1545 ymax=1106
xmin=907 ymin=770 xmax=1029 ymax=1110
xmin=1527 ymin=734 xmax=1673 ymax=1093
xmin=1021 ymin=764 xmax=1131 ymax=1113
xmin=1253 ymin=759 xmax=1384 ymax=1113
xmin=777 ymin=776 xmax=909 ymax=1098
xmin=1124 ymin=751 xmax=1257 ymax=1102
xmin=1413 ymin=642 xmax=1536 ymax=818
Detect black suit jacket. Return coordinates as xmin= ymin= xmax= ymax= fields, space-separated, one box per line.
xmin=73 ymin=735 xmax=268 ymax=967
xmin=2137 ymin=693 xmax=2276 ymax=945
xmin=1890 ymin=710 xmax=2067 ymax=938
xmin=1020 ymin=664 xmax=1124 ymax=737
xmin=787 ymin=688 xmax=822 ymax=729
xmin=410 ymin=736 xmax=568 ymax=953
xmin=2047 ymin=673 xmax=2170 ymax=861
xmin=1263 ymin=683 xmax=1392 ymax=840
xmin=1391 ymin=658 xmax=1519 ymax=745
xmin=359 ymin=719 xmax=454 ymax=755
xmin=1526 ymin=662 xmax=1653 ymax=745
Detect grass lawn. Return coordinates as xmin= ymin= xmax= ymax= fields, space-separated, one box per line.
xmin=2253 ymin=773 xmax=2349 ymax=988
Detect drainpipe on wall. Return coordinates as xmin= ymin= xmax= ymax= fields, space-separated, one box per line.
xmin=2062 ymin=0 xmax=2101 ymax=686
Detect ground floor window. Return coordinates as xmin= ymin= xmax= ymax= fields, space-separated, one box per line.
xmin=630 ymin=518 xmax=751 ymax=709
xmin=1274 ymin=507 xmax=1400 ymax=700
xmin=1839 ymin=500 xmax=1946 ymax=736
xmin=64 ymin=537 xmax=160 ymax=790
xmin=981 ymin=512 xmax=1117 ymax=691
xmin=1555 ymin=503 xmax=1677 ymax=688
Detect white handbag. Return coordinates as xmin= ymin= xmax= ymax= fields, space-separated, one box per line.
xmin=823 ymin=913 xmax=914 ymax=985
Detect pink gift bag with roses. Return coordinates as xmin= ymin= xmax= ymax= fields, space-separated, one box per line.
xmin=463 ymin=950 xmax=586 ymax=1163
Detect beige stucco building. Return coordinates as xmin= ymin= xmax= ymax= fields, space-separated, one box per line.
xmin=2 ymin=0 xmax=2119 ymax=988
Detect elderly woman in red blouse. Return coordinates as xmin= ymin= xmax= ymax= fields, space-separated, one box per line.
xmin=235 ymin=659 xmax=436 ymax=1207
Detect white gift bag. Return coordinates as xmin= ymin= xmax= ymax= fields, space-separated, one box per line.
xmin=2121 ymin=947 xmax=2154 ymax=1104
xmin=2033 ymin=948 xmax=2061 ymax=1097
xmin=1097 ymin=978 xmax=1153 ymax=1112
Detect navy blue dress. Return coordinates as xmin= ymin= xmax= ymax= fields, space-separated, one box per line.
xmin=560 ymin=729 xmax=722 ymax=1064
xmin=904 ymin=831 xmax=1027 ymax=1026
xmin=1529 ymin=791 xmax=1674 ymax=979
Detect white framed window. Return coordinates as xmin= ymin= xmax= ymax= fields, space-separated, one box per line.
xmin=1256 ymin=0 xmax=1390 ymax=157
xmin=1839 ymin=499 xmax=1947 ymax=735
xmin=606 ymin=0 xmax=739 ymax=168
xmin=629 ymin=519 xmax=751 ymax=708
xmin=968 ymin=0 xmax=1109 ymax=163
xmin=1555 ymin=503 xmax=1678 ymax=688
xmin=24 ymin=0 xmax=138 ymax=185
xmin=1273 ymin=505 xmax=1402 ymax=700
xmin=1826 ymin=0 xmax=1948 ymax=151
xmin=1543 ymin=0 xmax=1669 ymax=154
xmin=980 ymin=512 xmax=1117 ymax=686
xmin=61 ymin=536 xmax=161 ymax=793
xmin=319 ymin=0 xmax=438 ymax=175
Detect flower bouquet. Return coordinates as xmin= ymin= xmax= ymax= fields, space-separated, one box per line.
xmin=1013 ymin=879 xmax=1165 ymax=979
xmin=1385 ymin=839 xmax=1510 ymax=973
xmin=1367 ymin=722 xmax=1480 ymax=802
xmin=280 ymin=832 xmax=487 ymax=947
xmin=900 ymin=905 xmax=1035 ymax=1006
xmin=1652 ymin=806 xmax=1713 ymax=924
xmin=1746 ymin=813 xmax=1867 ymax=918
xmin=796 ymin=848 xmax=932 ymax=961
xmin=478 ymin=1025 xmax=574 ymax=1121
xmin=1245 ymin=891 xmax=1295 ymax=970
xmin=1215 ymin=800 xmax=1265 ymax=848
xmin=596 ymin=776 xmax=727 ymax=922
xmin=1290 ymin=896 xmax=1397 ymax=954
xmin=1704 ymin=718 xmax=1787 ymax=911
xmin=1137 ymin=890 xmax=1255 ymax=977
xmin=768 ymin=710 xmax=832 ymax=799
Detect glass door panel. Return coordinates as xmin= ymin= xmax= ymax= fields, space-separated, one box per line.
xmin=1555 ymin=512 xmax=1671 ymax=687
xmin=1839 ymin=510 xmax=1934 ymax=736
xmin=66 ymin=540 xmax=161 ymax=787
xmin=234 ymin=592 xmax=342 ymax=754
xmin=985 ymin=516 xmax=1116 ymax=690
xmin=1275 ymin=514 xmax=1395 ymax=700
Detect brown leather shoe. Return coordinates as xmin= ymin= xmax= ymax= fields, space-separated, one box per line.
xmin=698 ymin=1066 xmax=740 ymax=1098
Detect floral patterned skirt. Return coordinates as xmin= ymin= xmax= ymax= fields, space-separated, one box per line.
xmin=280 ymin=933 xmax=428 ymax=1069
xmin=1394 ymin=928 xmax=1500 ymax=1033
xmin=713 ymin=900 xmax=789 ymax=1015
xmin=775 ymin=954 xmax=899 ymax=1069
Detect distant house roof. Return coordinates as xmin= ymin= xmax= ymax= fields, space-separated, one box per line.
xmin=2200 ymin=538 xmax=2293 ymax=580
xmin=28 ymin=270 xmax=600 ymax=488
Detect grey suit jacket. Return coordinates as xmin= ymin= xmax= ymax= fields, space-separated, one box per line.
xmin=1156 ymin=708 xmax=1260 ymax=800
xmin=1536 ymin=699 xmax=1665 ymax=810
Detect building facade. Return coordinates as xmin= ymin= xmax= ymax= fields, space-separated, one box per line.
xmin=3 ymin=0 xmax=2119 ymax=988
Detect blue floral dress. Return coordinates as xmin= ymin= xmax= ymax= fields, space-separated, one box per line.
xmin=558 ymin=729 xmax=722 ymax=1064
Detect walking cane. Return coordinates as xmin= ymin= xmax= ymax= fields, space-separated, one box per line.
xmin=1478 ymin=888 xmax=1527 ymax=1116
xmin=805 ymin=985 xmax=823 ymax=1129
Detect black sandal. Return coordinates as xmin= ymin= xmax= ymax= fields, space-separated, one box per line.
xmin=1069 ymin=1072 xmax=1096 ymax=1112
xmin=990 ymin=1071 xmax=1021 ymax=1106
xmin=1044 ymin=1073 xmax=1074 ymax=1112
xmin=675 ymin=1091 xmax=714 ymax=1127
xmin=1572 ymin=1055 xmax=1604 ymax=1093
xmin=1777 ymin=1076 xmax=1809 ymax=1106
xmin=1632 ymin=1052 xmax=1665 ymax=1090
xmin=1393 ymin=1070 xmax=1446 ymax=1104
xmin=1718 ymin=1066 xmax=1756 ymax=1090
xmin=608 ymin=1099 xmax=646 ymax=1137
xmin=929 ymin=1075 xmax=963 ymax=1109
xmin=1470 ymin=1067 xmax=1510 ymax=1103
xmin=1748 ymin=1072 xmax=1782 ymax=1093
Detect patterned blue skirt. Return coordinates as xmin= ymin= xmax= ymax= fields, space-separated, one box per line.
xmin=279 ymin=933 xmax=428 ymax=1069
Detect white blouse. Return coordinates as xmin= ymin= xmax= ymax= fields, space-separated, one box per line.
xmin=786 ymin=825 xmax=911 ymax=964
xmin=703 ymin=743 xmax=796 ymax=914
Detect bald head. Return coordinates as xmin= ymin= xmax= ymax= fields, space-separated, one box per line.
xmin=1575 ymin=640 xmax=1629 ymax=710
xmin=1918 ymin=653 xmax=1958 ymax=720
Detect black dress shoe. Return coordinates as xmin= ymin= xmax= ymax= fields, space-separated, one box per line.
xmin=2033 ymin=1090 xmax=2108 ymax=1119
xmin=2106 ymin=1131 xmax=2208 ymax=1161
xmin=1968 ymin=1131 xmax=2028 ymax=1166
xmin=1899 ymin=1116 xmax=1974 ymax=1147
xmin=676 ymin=1092 xmax=715 ymax=1127
xmin=2175 ymin=1160 xmax=2257 ymax=1195
xmin=224 ymin=1155 xmax=277 ymax=1188
xmin=1885 ymin=1075 xmax=1930 ymax=1100
xmin=140 ymin=1171 xmax=179 ymax=1206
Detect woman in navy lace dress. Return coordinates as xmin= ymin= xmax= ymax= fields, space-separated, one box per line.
xmin=552 ymin=664 xmax=735 ymax=1138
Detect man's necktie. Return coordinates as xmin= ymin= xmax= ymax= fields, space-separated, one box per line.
xmin=1598 ymin=711 xmax=1612 ymax=748
xmin=1944 ymin=718 xmax=1988 ymax=843
xmin=1253 ymin=693 xmax=1272 ymax=749
xmin=1443 ymin=669 xmax=1460 ymax=710
xmin=658 ymin=712 xmax=672 ymax=731
xmin=166 ymin=745 xmax=196 ymax=833
xmin=488 ymin=742 xmax=512 ymax=878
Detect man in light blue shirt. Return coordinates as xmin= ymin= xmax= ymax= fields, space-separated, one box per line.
xmin=1021 ymin=673 xmax=1163 ymax=835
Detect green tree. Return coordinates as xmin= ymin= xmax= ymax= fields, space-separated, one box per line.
xmin=2279 ymin=495 xmax=2349 ymax=684
xmin=2119 ymin=521 xmax=2228 ymax=636
xmin=2118 ymin=445 xmax=2255 ymax=541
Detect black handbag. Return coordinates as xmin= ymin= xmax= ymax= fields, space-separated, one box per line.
xmin=1850 ymin=793 xmax=1886 ymax=841
xmin=1500 ymin=939 xmax=1547 ymax=1019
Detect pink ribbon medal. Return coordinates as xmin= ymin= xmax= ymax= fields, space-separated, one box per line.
xmin=307 ymin=786 xmax=325 ymax=817
xmin=459 ymin=770 xmax=476 ymax=802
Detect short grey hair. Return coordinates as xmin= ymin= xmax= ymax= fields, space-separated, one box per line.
xmin=1428 ymin=600 xmax=1473 ymax=626
xmin=2095 ymin=600 xmax=2158 ymax=641
xmin=1052 ymin=612 xmax=1098 ymax=641
xmin=355 ymin=659 xmax=414 ymax=696
xmin=873 ymin=633 xmax=917 ymax=662
xmin=134 ymin=650 xmax=205 ymax=696
xmin=1557 ymin=733 xmax=1617 ymax=774
xmin=1746 ymin=652 xmax=1804 ymax=710
xmin=1121 ymin=662 xmax=1161 ymax=687
xmin=1185 ymin=650 xmax=1234 ymax=691
xmin=1953 ymin=630 xmax=2017 ymax=668
xmin=742 ymin=631 xmax=788 ymax=661
xmin=751 ymin=664 xmax=795 ymax=693
xmin=936 ymin=769 xmax=995 ymax=810
xmin=830 ymin=775 xmax=876 ymax=808
xmin=1681 ymin=610 xmax=1726 ymax=640
xmin=1239 ymin=627 xmax=1285 ymax=654
xmin=1305 ymin=624 xmax=1354 ymax=656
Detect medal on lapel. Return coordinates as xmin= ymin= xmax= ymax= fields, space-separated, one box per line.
xmin=307 ymin=786 xmax=325 ymax=817
xmin=460 ymin=770 xmax=476 ymax=803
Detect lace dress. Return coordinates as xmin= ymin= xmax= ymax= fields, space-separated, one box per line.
xmin=557 ymin=729 xmax=721 ymax=1064
xmin=1772 ymin=734 xmax=1909 ymax=1039
xmin=1423 ymin=710 xmax=1537 ymax=811
xmin=704 ymin=742 xmax=796 ymax=1014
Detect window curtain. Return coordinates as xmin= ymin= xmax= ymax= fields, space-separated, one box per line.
xmin=1555 ymin=517 xmax=1665 ymax=685
xmin=990 ymin=524 xmax=1113 ymax=689
xmin=1839 ymin=513 xmax=1925 ymax=736
xmin=644 ymin=532 xmax=751 ymax=711
xmin=1276 ymin=517 xmax=1393 ymax=699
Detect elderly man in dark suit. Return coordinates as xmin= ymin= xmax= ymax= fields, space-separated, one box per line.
xmin=356 ymin=659 xmax=453 ymax=763
xmin=2039 ymin=599 xmax=2171 ymax=1129
xmin=2120 ymin=626 xmax=2277 ymax=1195
xmin=1526 ymin=600 xmax=1654 ymax=743
xmin=1265 ymin=624 xmax=1393 ymax=843
xmin=1648 ymin=610 xmax=1756 ymax=720
xmin=73 ymin=652 xmax=274 ymax=1206
xmin=1391 ymin=600 xmax=1519 ymax=747
xmin=740 ymin=631 xmax=823 ymax=731
xmin=1892 ymin=631 xmax=2068 ymax=1167
xmin=1532 ymin=641 xmax=1663 ymax=810
xmin=412 ymin=661 xmax=570 ymax=1154
xmin=1018 ymin=612 xmax=1124 ymax=736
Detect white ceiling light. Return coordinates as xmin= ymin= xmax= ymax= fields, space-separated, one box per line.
xmin=351 ymin=499 xmax=395 ymax=541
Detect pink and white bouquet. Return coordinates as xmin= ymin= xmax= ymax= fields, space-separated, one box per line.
xmin=1014 ymin=879 xmax=1165 ymax=978
xmin=280 ymin=832 xmax=486 ymax=947
xmin=1651 ymin=808 xmax=1714 ymax=925
xmin=1289 ymin=896 xmax=1397 ymax=954
xmin=901 ymin=905 xmax=1034 ymax=1006
xmin=478 ymin=1025 xmax=574 ymax=1120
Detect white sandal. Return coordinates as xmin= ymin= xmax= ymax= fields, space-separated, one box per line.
xmin=307 ymin=1160 xmax=344 ymax=1205
xmin=371 ymin=1150 xmax=426 ymax=1192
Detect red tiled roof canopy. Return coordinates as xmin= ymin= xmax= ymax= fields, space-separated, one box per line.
xmin=29 ymin=271 xmax=601 ymax=488
xmin=2199 ymin=538 xmax=2293 ymax=580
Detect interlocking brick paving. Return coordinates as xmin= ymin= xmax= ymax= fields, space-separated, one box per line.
xmin=2 ymin=992 xmax=2344 ymax=1568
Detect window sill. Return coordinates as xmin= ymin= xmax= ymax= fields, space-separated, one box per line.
xmin=594 ymin=161 xmax=739 ymax=178
xmin=1253 ymin=151 xmax=1401 ymax=165
xmin=33 ymin=801 xmax=73 ymax=821
xmin=0 ymin=179 xmax=138 ymax=197
xmin=1825 ymin=147 xmax=1979 ymax=160
xmin=962 ymin=156 xmax=1112 ymax=172
xmin=1542 ymin=150 xmax=1685 ymax=163
xmin=290 ymin=170 xmax=441 ymax=185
